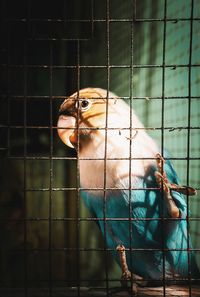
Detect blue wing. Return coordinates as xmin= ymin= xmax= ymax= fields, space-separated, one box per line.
xmin=82 ymin=158 xmax=199 ymax=280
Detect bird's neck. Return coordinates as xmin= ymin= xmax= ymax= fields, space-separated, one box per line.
xmin=79 ymin=128 xmax=158 ymax=159
xmin=78 ymin=129 xmax=159 ymax=192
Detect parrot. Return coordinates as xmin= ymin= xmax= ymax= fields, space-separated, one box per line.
xmin=57 ymin=88 xmax=199 ymax=292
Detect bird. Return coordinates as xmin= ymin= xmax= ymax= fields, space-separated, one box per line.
xmin=57 ymin=87 xmax=199 ymax=292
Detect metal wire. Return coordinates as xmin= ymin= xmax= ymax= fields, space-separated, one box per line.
xmin=103 ymin=0 xmax=110 ymax=293
xmin=3 ymin=17 xmax=200 ymax=22
xmin=23 ymin=8 xmax=28 ymax=297
xmin=186 ymin=1 xmax=195 ymax=296
xmin=76 ymin=39 xmax=81 ymax=297
xmin=161 ymin=1 xmax=167 ymax=295
xmin=49 ymin=38 xmax=53 ymax=297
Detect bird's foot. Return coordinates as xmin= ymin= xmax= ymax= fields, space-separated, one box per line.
xmin=116 ymin=245 xmax=146 ymax=295
xmin=155 ymin=153 xmax=197 ymax=195
xmin=155 ymin=153 xmax=180 ymax=218
xmin=116 ymin=245 xmax=131 ymax=288
xmin=155 ymin=153 xmax=196 ymax=218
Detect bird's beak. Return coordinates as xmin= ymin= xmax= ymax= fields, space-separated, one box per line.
xmin=57 ymin=115 xmax=76 ymax=149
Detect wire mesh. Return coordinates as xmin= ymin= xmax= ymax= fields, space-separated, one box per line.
xmin=0 ymin=0 xmax=200 ymax=296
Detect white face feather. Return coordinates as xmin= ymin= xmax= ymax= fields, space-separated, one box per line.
xmin=58 ymin=88 xmax=159 ymax=192
xmin=79 ymin=115 xmax=158 ymax=192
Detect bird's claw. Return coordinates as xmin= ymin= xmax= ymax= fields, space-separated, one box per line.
xmin=155 ymin=153 xmax=197 ymax=195
xmin=116 ymin=245 xmax=146 ymax=295
xmin=155 ymin=154 xmax=180 ymax=218
xmin=121 ymin=271 xmax=131 ymax=288
xmin=156 ymin=153 xmax=165 ymax=170
xmin=116 ymin=245 xmax=131 ymax=285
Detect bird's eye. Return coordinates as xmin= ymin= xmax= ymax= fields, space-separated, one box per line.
xmin=80 ymin=99 xmax=91 ymax=111
xmin=75 ymin=99 xmax=91 ymax=112
xmin=81 ymin=100 xmax=89 ymax=109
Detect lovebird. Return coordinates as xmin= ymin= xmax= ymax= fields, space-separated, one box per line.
xmin=57 ymin=88 xmax=199 ymax=289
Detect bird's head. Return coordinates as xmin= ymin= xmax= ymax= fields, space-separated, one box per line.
xmin=57 ymin=88 xmax=114 ymax=149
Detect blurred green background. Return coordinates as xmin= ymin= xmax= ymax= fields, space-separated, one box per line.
xmin=0 ymin=0 xmax=199 ymax=289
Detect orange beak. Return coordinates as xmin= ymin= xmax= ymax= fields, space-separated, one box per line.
xmin=57 ymin=115 xmax=76 ymax=149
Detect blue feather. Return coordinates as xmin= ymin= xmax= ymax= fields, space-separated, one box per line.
xmin=82 ymin=157 xmax=200 ymax=281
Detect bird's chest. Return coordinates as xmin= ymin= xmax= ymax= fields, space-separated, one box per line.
xmin=79 ymin=159 xmax=116 ymax=190
xmin=79 ymin=157 xmax=148 ymax=191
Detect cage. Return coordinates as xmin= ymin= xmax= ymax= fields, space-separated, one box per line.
xmin=0 ymin=0 xmax=200 ymax=296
